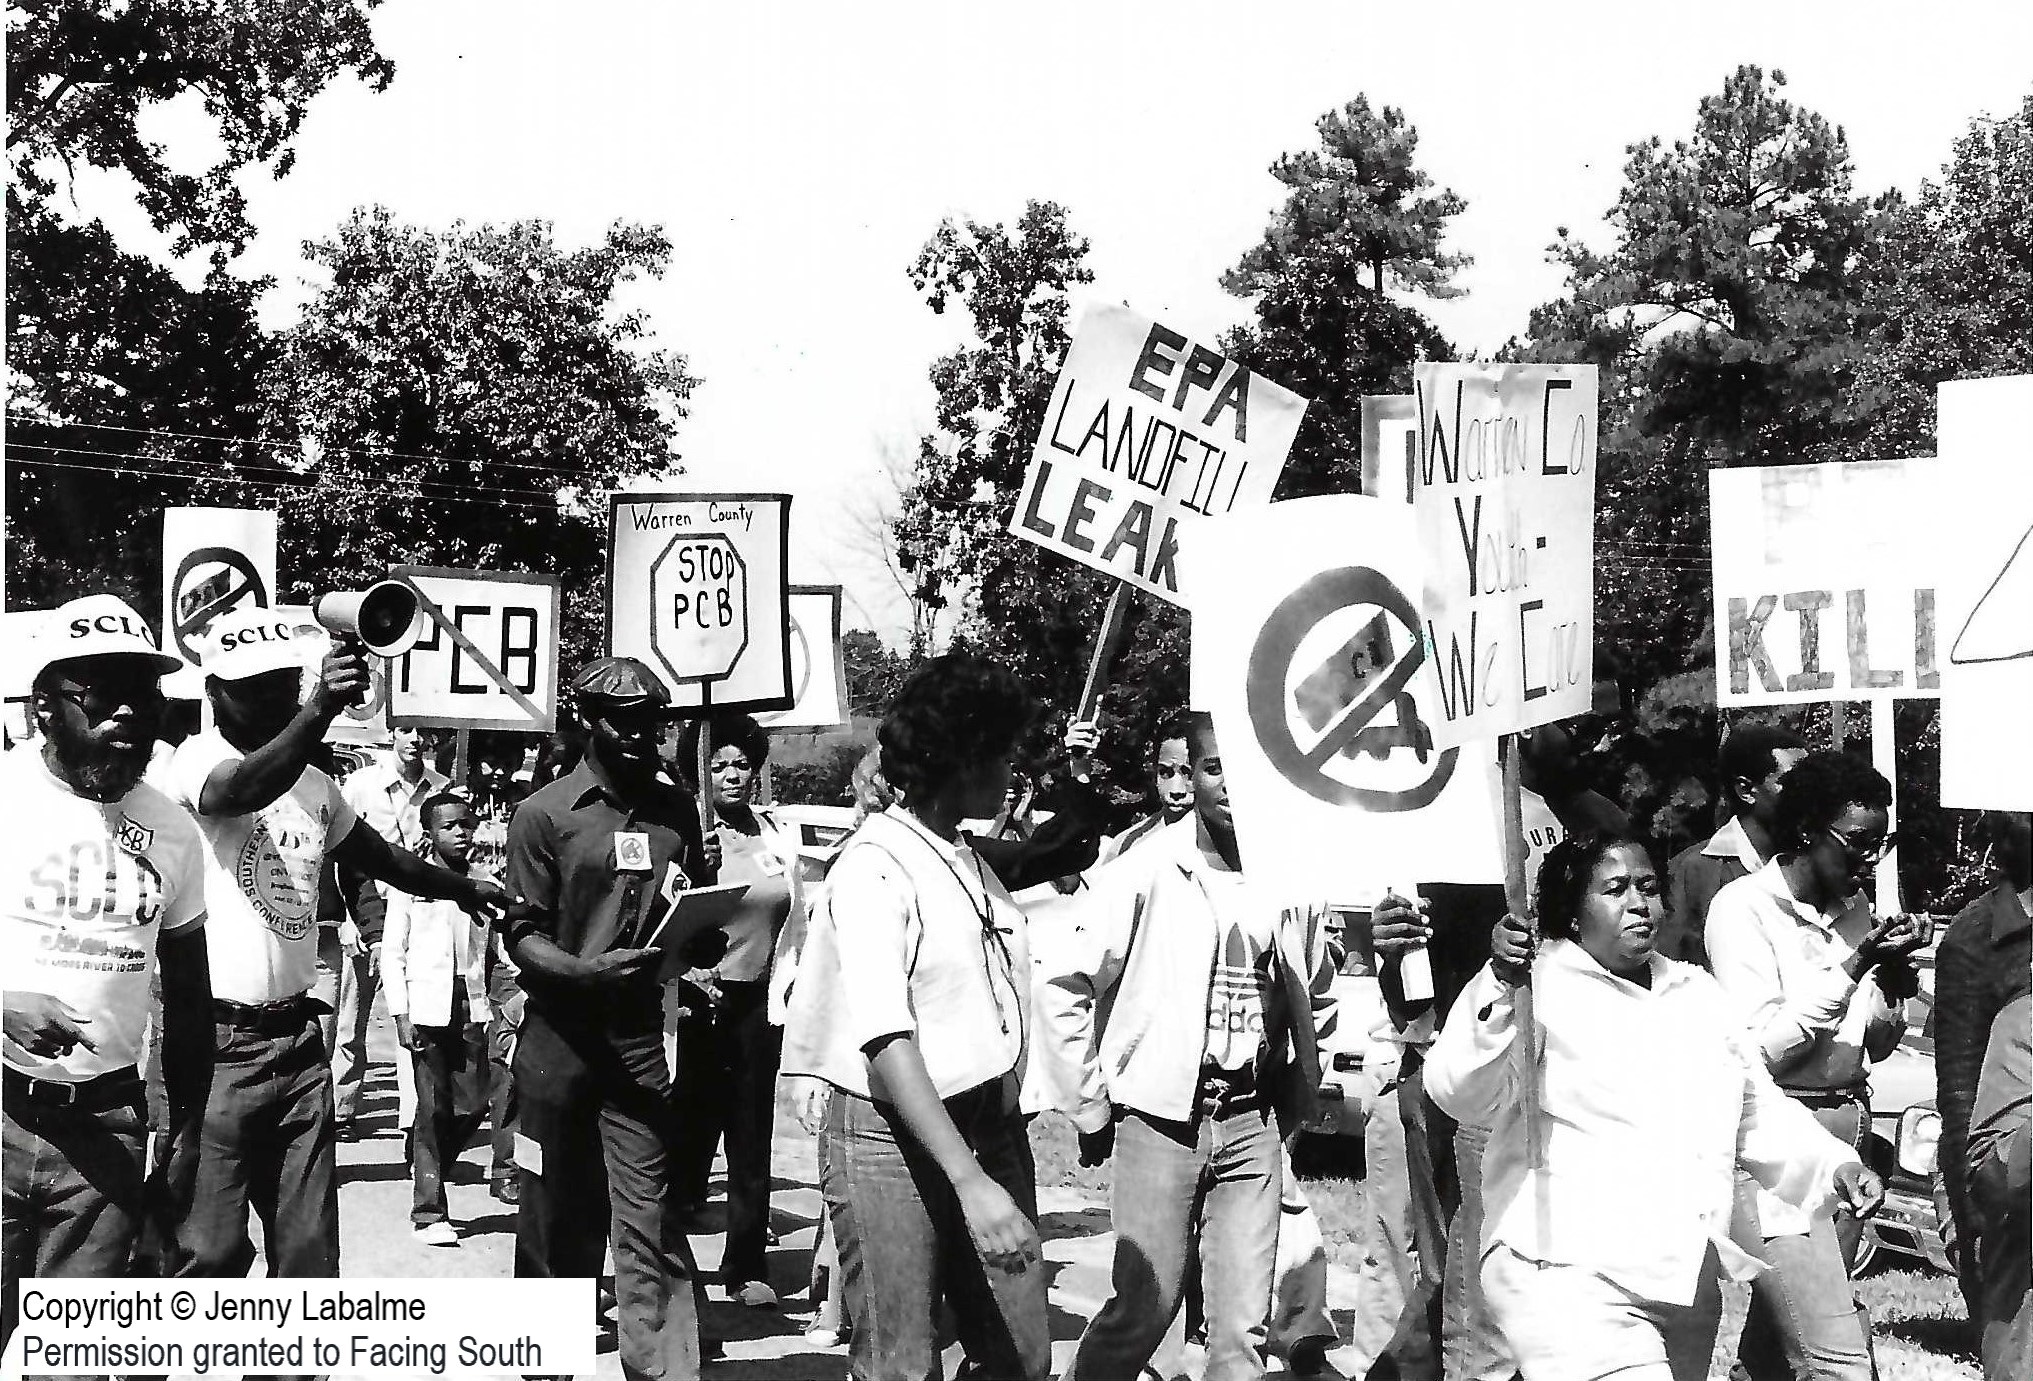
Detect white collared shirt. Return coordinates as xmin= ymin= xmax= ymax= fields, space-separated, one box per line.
xmin=1703 ymin=814 xmax=1766 ymax=872
xmin=382 ymin=863 xmax=493 ymax=1028
xmin=1425 ymin=941 xmax=1859 ymax=1307
xmin=340 ymin=753 xmax=448 ymax=856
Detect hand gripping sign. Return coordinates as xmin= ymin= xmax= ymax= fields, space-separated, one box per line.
xmin=383 ymin=567 xmax=563 ymax=733
xmin=606 ymin=493 xmax=794 ymax=714
xmin=1410 ymin=364 xmax=1598 ymax=749
xmin=1011 ymin=303 xmax=1306 ymax=604
xmin=1178 ymin=494 xmax=1503 ymax=907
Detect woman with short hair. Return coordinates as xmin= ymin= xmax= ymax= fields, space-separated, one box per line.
xmin=782 ymin=652 xmax=1049 ymax=1381
xmin=1425 ymin=830 xmax=1883 ymax=1381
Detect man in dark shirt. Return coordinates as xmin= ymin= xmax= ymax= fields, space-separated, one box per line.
xmin=503 ymin=658 xmax=717 ymax=1381
xmin=1935 ymin=810 xmax=2033 ymax=1327
xmin=1663 ymin=723 xmax=1807 ymax=967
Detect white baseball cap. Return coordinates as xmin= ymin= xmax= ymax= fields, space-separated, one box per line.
xmin=198 ymin=606 xmax=310 ymax=682
xmin=29 ymin=595 xmax=185 ymax=683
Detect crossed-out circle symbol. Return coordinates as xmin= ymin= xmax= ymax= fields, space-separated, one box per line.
xmin=1246 ymin=566 xmax=1457 ymax=811
xmin=170 ymin=547 xmax=268 ymax=662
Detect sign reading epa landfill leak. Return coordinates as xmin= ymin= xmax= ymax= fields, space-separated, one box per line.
xmin=1012 ymin=303 xmax=1306 ymax=603
xmin=607 ymin=492 xmax=793 ymax=715
xmin=1410 ymin=363 xmax=1598 ymax=749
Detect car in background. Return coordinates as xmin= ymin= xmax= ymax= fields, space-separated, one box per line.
xmin=1858 ymin=941 xmax=1953 ymax=1274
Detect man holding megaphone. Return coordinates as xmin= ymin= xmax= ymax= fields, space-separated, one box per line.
xmin=159 ymin=605 xmax=526 ymax=1298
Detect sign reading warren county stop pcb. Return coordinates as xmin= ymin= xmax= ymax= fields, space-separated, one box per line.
xmin=1709 ymin=459 xmax=1946 ymax=708
xmin=1411 ymin=364 xmax=1597 ymax=749
xmin=607 ymin=493 xmax=793 ymax=714
xmin=386 ymin=567 xmax=563 ymax=732
xmin=1011 ymin=303 xmax=1306 ymax=603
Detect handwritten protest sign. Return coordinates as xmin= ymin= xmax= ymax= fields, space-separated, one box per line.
xmin=1012 ymin=303 xmax=1306 ymax=603
xmin=1180 ymin=495 xmax=1503 ymax=902
xmin=1936 ymin=375 xmax=2033 ymax=809
xmin=607 ymin=492 xmax=793 ymax=714
xmin=1709 ymin=459 xmax=1945 ymax=707
xmin=1411 ymin=364 xmax=1598 ymax=748
xmin=387 ymin=567 xmax=562 ymax=733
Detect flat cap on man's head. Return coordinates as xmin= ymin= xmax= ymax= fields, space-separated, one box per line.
xmin=571 ymin=656 xmax=671 ymax=710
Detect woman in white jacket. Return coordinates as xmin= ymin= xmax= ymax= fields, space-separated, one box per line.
xmin=1424 ymin=831 xmax=1885 ymax=1381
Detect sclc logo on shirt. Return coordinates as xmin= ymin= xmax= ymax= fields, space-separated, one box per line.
xmin=235 ymin=806 xmax=324 ymax=941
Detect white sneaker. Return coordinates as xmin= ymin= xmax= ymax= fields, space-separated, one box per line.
xmin=730 ymin=1280 xmax=779 ymax=1308
xmin=414 ymin=1221 xmax=460 ymax=1247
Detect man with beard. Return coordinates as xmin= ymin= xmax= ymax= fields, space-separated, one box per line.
xmin=3 ymin=597 xmax=211 ymax=1348
xmin=164 ymin=607 xmax=518 ymax=1291
xmin=502 ymin=657 xmax=718 ymax=1381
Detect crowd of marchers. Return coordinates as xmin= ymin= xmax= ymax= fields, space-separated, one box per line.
xmin=4 ymin=591 xmax=2027 ymax=1381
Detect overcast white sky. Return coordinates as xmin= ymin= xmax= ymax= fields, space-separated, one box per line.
xmin=54 ymin=0 xmax=2033 ymax=643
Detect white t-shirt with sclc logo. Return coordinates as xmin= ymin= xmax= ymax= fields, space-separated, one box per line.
xmin=1 ymin=747 xmax=207 ymax=1082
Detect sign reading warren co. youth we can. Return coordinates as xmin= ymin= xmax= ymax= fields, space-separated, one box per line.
xmin=607 ymin=493 xmax=793 ymax=714
xmin=1010 ymin=303 xmax=1306 ymax=603
xmin=1708 ymin=459 xmax=1946 ymax=708
xmin=1411 ymin=364 xmax=1598 ymax=749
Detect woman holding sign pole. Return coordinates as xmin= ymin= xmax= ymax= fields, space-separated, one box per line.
xmin=780 ymin=653 xmax=1050 ymax=1381
xmin=1426 ymin=831 xmax=1884 ymax=1381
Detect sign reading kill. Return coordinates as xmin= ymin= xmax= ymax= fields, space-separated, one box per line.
xmin=1411 ymin=364 xmax=1598 ymax=748
xmin=1709 ymin=459 xmax=1946 ymax=707
xmin=607 ymin=493 xmax=794 ymax=715
xmin=1012 ymin=303 xmax=1306 ymax=603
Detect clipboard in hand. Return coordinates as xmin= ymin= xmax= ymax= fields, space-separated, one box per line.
xmin=639 ymin=868 xmax=749 ymax=980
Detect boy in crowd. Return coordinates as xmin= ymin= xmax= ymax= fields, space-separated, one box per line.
xmin=385 ymin=792 xmax=494 ymax=1246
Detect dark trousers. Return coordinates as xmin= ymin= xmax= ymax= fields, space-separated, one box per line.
xmin=168 ymin=1009 xmax=339 ymax=1280
xmin=2 ymin=1090 xmax=148 ymax=1357
xmin=515 ymin=1011 xmax=701 ymax=1381
xmin=409 ymin=990 xmax=490 ymax=1226
xmin=671 ymin=977 xmax=781 ymax=1285
xmin=824 ymin=1081 xmax=1051 ymax=1381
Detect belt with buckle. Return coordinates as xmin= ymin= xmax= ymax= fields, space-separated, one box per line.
xmin=1196 ymin=1064 xmax=1266 ymax=1117
xmin=214 ymin=994 xmax=321 ymax=1036
xmin=1779 ymin=1082 xmax=1870 ymax=1111
xmin=4 ymin=1065 xmax=144 ymax=1113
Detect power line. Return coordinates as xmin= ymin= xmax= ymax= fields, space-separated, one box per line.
xmin=3 ymin=410 xmax=677 ymax=481
xmin=7 ymin=454 xmax=571 ymax=514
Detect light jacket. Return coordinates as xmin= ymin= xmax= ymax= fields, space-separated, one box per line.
xmin=1425 ymin=940 xmax=1859 ymax=1307
xmin=383 ymin=881 xmax=492 ymax=1029
xmin=1034 ymin=817 xmax=1336 ymax=1134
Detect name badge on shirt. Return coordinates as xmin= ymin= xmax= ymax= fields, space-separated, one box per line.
xmin=615 ymin=832 xmax=652 ymax=873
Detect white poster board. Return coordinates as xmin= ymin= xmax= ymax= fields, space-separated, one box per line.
xmin=1011 ymin=303 xmax=1306 ymax=603
xmin=387 ymin=567 xmax=562 ymax=733
xmin=1361 ymin=395 xmax=1417 ymax=503
xmin=1708 ymin=459 xmax=1945 ymax=706
xmin=162 ymin=507 xmax=278 ymax=699
xmin=1411 ymin=364 xmax=1598 ymax=748
xmin=607 ymin=492 xmax=794 ymax=715
xmin=1179 ymin=494 xmax=1504 ymax=903
xmin=1937 ymin=375 xmax=2033 ymax=809
xmin=756 ymin=586 xmax=848 ymax=731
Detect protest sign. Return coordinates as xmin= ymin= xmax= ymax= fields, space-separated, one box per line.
xmin=755 ymin=586 xmax=848 ymax=731
xmin=1011 ymin=303 xmax=1306 ymax=603
xmin=1361 ymin=395 xmax=1417 ymax=502
xmin=1179 ymin=494 xmax=1503 ymax=904
xmin=1936 ymin=375 xmax=2033 ymax=810
xmin=1411 ymin=364 xmax=1598 ymax=749
xmin=385 ymin=567 xmax=562 ymax=733
xmin=606 ymin=492 xmax=793 ymax=714
xmin=1709 ymin=459 xmax=1945 ymax=707
xmin=162 ymin=507 xmax=277 ymax=698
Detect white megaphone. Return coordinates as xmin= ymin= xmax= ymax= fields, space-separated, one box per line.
xmin=314 ymin=581 xmax=423 ymax=658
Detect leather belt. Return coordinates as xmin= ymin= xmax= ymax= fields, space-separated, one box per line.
xmin=1779 ymin=1082 xmax=1869 ymax=1111
xmin=214 ymin=994 xmax=322 ymax=1036
xmin=4 ymin=1065 xmax=144 ymax=1113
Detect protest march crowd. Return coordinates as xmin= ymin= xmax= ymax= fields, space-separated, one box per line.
xmin=2 ymin=568 xmax=2028 ymax=1381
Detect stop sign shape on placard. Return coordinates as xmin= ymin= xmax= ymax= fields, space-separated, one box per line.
xmin=648 ymin=533 xmax=749 ymax=689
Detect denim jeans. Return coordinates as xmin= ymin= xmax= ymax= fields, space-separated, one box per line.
xmin=408 ymin=989 xmax=489 ymax=1226
xmin=1738 ymin=1096 xmax=1875 ymax=1381
xmin=487 ymin=960 xmax=523 ymax=1181
xmin=331 ymin=943 xmax=415 ymax=1130
xmin=168 ymin=1010 xmax=339 ymax=1281
xmin=824 ymin=1081 xmax=1049 ymax=1381
xmin=2 ymin=1090 xmax=149 ymax=1359
xmin=670 ymin=977 xmax=781 ymax=1285
xmin=1347 ymin=1052 xmax=1447 ymax=1381
xmin=1484 ymin=1242 xmax=1724 ymax=1381
xmin=515 ymin=1012 xmax=700 ymax=1381
xmin=1444 ymin=1121 xmax=1516 ymax=1381
xmin=1067 ymin=1104 xmax=1283 ymax=1381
